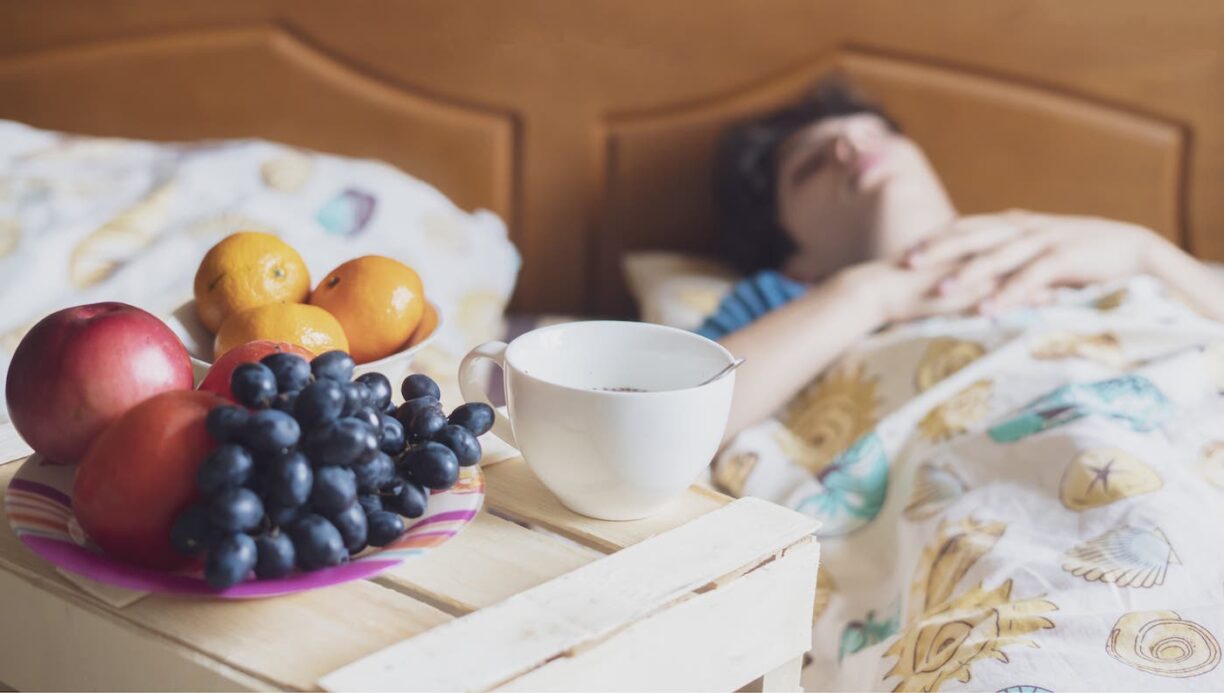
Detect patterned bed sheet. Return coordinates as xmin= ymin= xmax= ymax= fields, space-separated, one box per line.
xmin=713 ymin=277 xmax=1224 ymax=692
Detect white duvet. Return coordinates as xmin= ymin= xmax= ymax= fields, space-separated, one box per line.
xmin=714 ymin=277 xmax=1224 ymax=691
xmin=0 ymin=120 xmax=520 ymax=420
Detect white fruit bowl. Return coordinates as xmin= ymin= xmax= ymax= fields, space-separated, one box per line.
xmin=165 ymin=299 xmax=443 ymax=386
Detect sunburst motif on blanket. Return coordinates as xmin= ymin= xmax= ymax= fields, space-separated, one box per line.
xmin=918 ymin=380 xmax=993 ymax=442
xmin=782 ymin=363 xmax=880 ymax=474
xmin=885 ymin=517 xmax=1056 ymax=692
xmin=69 ymin=182 xmax=176 ymax=288
xmin=1095 ymin=288 xmax=1129 ymax=311
xmin=915 ymin=338 xmax=986 ymax=392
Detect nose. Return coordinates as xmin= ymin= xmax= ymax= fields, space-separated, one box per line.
xmin=832 ymin=128 xmax=878 ymax=165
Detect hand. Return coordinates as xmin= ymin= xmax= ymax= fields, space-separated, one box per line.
xmin=835 ymin=260 xmax=998 ymax=325
xmin=904 ymin=211 xmax=1165 ymax=314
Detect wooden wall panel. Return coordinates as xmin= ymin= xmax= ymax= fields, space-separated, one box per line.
xmin=0 ymin=1 xmax=1220 ymax=315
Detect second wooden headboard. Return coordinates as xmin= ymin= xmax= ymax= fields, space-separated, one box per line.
xmin=0 ymin=1 xmax=1220 ymax=315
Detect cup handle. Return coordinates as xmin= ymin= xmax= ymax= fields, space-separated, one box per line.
xmin=458 ymin=340 xmax=517 ymax=448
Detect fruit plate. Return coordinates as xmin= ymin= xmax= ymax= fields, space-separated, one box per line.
xmin=5 ymin=454 xmax=484 ymax=599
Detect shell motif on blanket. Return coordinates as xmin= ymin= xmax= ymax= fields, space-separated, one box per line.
xmin=260 ymin=150 xmax=315 ymax=192
xmin=989 ymin=375 xmax=1172 ymax=443
xmin=840 ymin=603 xmax=900 ymax=661
xmin=1030 ymin=331 xmax=1126 ymax=368
xmin=1200 ymin=441 xmax=1224 ymax=489
xmin=1062 ymin=525 xmax=1180 ymax=588
xmin=886 ymin=517 xmax=1057 ymax=692
xmin=1106 ymin=610 xmax=1221 ymax=678
xmin=1058 ymin=448 xmax=1162 ymax=511
xmin=712 ymin=451 xmax=758 ymax=498
xmin=915 ymin=338 xmax=986 ymax=392
xmin=919 ymin=380 xmax=993 ymax=442
xmin=782 ymin=363 xmax=880 ymax=474
xmin=68 ymin=181 xmax=175 ymax=288
xmin=790 ymin=432 xmax=889 ymax=537
xmin=904 ymin=462 xmax=968 ymax=521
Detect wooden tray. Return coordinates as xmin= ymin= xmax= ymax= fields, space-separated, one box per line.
xmin=0 ymin=430 xmax=819 ymax=691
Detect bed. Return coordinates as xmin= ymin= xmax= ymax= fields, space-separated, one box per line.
xmin=2 ymin=1 xmax=1222 ymax=318
xmin=4 ymin=4 xmax=1224 ymax=692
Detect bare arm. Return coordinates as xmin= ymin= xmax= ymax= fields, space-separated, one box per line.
xmin=718 ymin=272 xmax=882 ymax=441
xmin=718 ymin=262 xmax=993 ymax=441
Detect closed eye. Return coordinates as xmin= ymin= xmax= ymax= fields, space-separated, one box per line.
xmin=789 ymin=146 xmax=832 ymax=186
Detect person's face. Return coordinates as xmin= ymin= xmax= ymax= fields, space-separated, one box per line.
xmin=775 ymin=113 xmax=952 ymax=279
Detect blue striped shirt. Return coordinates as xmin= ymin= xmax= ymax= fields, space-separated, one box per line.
xmin=695 ymin=270 xmax=807 ymax=340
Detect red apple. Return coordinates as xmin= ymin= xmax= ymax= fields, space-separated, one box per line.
xmin=5 ymin=302 xmax=194 ymax=464
xmin=198 ymin=340 xmax=315 ymax=401
xmin=74 ymin=389 xmax=226 ymax=570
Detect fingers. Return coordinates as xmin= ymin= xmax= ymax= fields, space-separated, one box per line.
xmin=905 ymin=216 xmax=1025 ymax=268
xmin=981 ymin=252 xmax=1063 ymax=314
xmin=936 ymin=233 xmax=1052 ymax=296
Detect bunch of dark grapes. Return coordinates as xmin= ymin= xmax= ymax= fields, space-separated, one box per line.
xmin=169 ymin=350 xmax=494 ymax=590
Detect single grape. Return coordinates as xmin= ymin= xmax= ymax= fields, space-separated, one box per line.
xmin=395 ymin=396 xmax=441 ymax=430
xmin=382 ymin=400 xmax=397 ymax=416
xmin=242 ymin=409 xmax=301 ymax=454
xmin=329 ymin=503 xmax=368 ymax=553
xmin=408 ymin=408 xmax=447 ymax=441
xmin=401 ymin=373 xmax=441 ymax=402
xmin=449 ymin=402 xmax=495 ymax=437
xmin=204 ymin=533 xmax=257 ymax=589
xmin=209 ymin=487 xmax=265 ymax=533
xmin=378 ymin=414 xmax=406 ymax=454
xmin=294 ymin=379 xmax=345 ymax=428
xmin=402 ymin=442 xmax=460 ymax=490
xmin=433 ymin=424 xmax=481 ymax=467
xmin=271 ymin=391 xmax=298 ymax=416
xmin=386 ymin=479 xmax=429 ymax=518
xmin=303 ymin=418 xmax=377 ymax=466
xmin=288 ymin=514 xmax=347 ymax=570
xmin=265 ymin=501 xmax=304 ymax=528
xmin=261 ymin=352 xmax=312 ymax=393
xmin=267 ymin=451 xmax=313 ymax=507
xmin=231 ymin=363 xmax=278 ymax=409
xmin=353 ymin=405 xmax=381 ymax=432
xmin=356 ymin=372 xmax=393 ymax=410
xmin=357 ymin=494 xmax=383 ymax=515
xmin=311 ymin=350 xmax=355 ymax=383
xmin=253 ymin=531 xmax=296 ymax=579
xmin=196 ymin=444 xmax=254 ymax=496
xmin=310 ymin=466 xmax=357 ymax=514
xmin=169 ymin=503 xmax=213 ymax=555
xmin=366 ymin=511 xmax=406 ymax=547
xmin=352 ymin=450 xmax=396 ymax=493
xmin=205 ymin=405 xmax=250 ymax=443
xmin=339 ymin=382 xmax=364 ymax=417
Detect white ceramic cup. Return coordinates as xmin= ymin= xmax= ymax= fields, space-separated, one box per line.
xmin=459 ymin=321 xmax=736 ymax=520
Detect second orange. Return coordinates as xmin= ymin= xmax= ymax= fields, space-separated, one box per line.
xmin=310 ymin=255 xmax=425 ymax=364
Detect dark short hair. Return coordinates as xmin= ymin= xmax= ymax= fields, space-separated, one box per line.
xmin=713 ymin=76 xmax=899 ymax=274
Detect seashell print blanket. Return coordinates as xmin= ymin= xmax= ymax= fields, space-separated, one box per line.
xmin=712 ymin=276 xmax=1224 ymax=691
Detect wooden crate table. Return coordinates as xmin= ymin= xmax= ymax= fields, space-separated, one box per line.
xmin=0 ymin=437 xmax=820 ymax=692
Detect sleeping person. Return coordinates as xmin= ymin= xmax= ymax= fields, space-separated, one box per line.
xmin=702 ymin=79 xmax=1224 ymax=691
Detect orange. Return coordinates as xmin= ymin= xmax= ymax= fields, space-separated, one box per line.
xmin=214 ymin=304 xmax=348 ymax=360
xmin=194 ymin=231 xmax=311 ymax=333
xmin=310 ymin=255 xmax=425 ymax=363
xmin=408 ymin=302 xmax=439 ymax=347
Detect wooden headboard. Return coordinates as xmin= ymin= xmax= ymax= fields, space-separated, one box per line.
xmin=2 ymin=1 xmax=1221 ymax=316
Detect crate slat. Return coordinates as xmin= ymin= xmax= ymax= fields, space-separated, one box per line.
xmin=319 ymin=497 xmax=817 ymax=692
xmin=501 ymin=538 xmax=819 ymax=692
xmin=0 ymin=459 xmax=455 ymax=691
xmin=482 ymin=457 xmax=727 ymax=553
xmin=376 ymin=511 xmax=600 ymax=614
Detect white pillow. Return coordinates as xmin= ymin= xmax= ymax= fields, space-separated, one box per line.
xmin=0 ymin=120 xmax=520 ymax=419
xmin=621 ymin=251 xmax=738 ymax=330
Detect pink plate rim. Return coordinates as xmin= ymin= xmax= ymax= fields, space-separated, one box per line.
xmin=5 ymin=454 xmax=483 ymax=599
